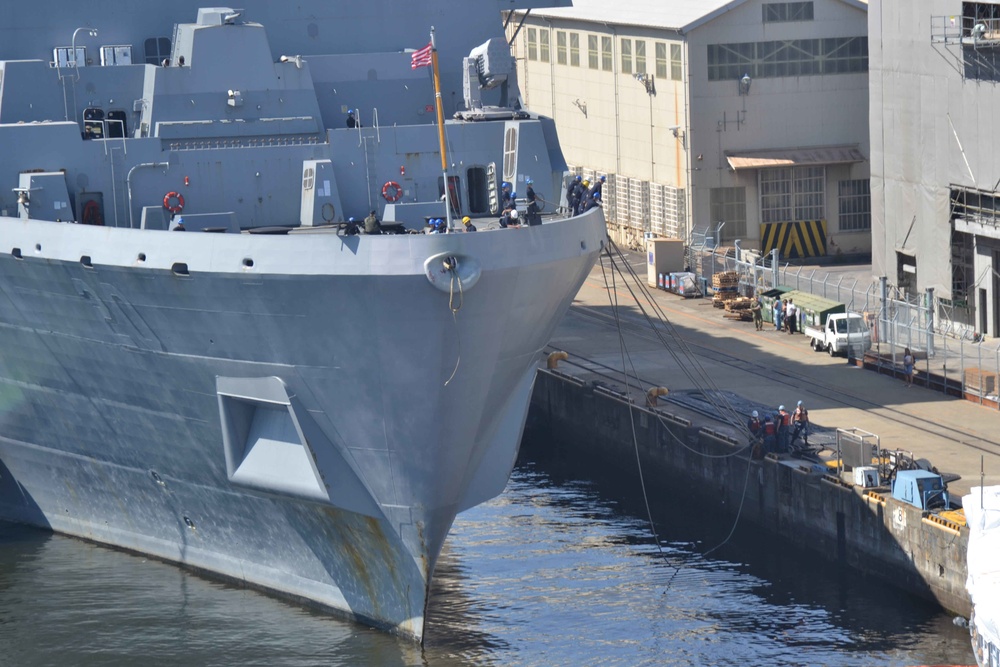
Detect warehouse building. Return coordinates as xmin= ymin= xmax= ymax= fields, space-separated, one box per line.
xmin=508 ymin=0 xmax=870 ymax=259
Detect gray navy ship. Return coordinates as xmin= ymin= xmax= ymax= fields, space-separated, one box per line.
xmin=0 ymin=1 xmax=605 ymax=641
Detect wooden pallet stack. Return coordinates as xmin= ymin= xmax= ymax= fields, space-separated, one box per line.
xmin=964 ymin=368 xmax=999 ymax=396
xmin=723 ymin=296 xmax=755 ymax=321
xmin=711 ymin=271 xmax=739 ymax=309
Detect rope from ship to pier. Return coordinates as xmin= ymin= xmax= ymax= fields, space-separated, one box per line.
xmin=598 ymin=239 xmax=756 ymax=571
xmin=443 ymin=256 xmax=464 ymax=386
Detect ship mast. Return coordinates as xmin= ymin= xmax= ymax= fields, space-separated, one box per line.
xmin=430 ymin=27 xmax=453 ymax=232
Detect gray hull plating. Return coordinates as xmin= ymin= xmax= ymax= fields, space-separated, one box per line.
xmin=0 ymin=211 xmax=607 ymax=639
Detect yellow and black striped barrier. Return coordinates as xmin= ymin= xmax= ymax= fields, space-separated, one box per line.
xmin=922 ymin=514 xmax=963 ymax=535
xmin=760 ymin=220 xmax=827 ymax=259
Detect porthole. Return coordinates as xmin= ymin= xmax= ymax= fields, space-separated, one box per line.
xmin=172 ymin=262 xmax=190 ymax=276
xmin=80 ymin=255 xmax=93 ymax=268
xmin=137 ymin=253 xmax=146 ymax=262
xmin=242 ymin=258 xmax=254 ymax=268
xmin=12 ymin=247 xmax=22 ymax=259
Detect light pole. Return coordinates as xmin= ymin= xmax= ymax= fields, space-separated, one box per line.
xmin=72 ymin=27 xmax=98 ymax=80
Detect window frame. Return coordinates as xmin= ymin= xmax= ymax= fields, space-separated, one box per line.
xmin=838 ymin=179 xmax=871 ymax=231
xmin=655 ymin=42 xmax=668 ymax=79
xmin=620 ymin=37 xmax=632 ymax=74
xmin=539 ymin=29 xmax=550 ymax=63
xmin=527 ymin=27 xmax=537 ymax=61
xmin=670 ymin=43 xmax=683 ymax=80
xmin=601 ymin=35 xmax=613 ymax=71
xmin=588 ymin=34 xmax=599 ymax=69
xmin=556 ymin=31 xmax=567 ymax=65
xmin=570 ymin=32 xmax=580 ymax=66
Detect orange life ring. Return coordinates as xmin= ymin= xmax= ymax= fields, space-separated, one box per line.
xmin=163 ymin=191 xmax=185 ymax=214
xmin=381 ymin=181 xmax=403 ymax=203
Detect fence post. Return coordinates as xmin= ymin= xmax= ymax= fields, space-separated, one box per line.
xmin=925 ymin=287 xmax=935 ymax=359
xmin=879 ymin=276 xmax=888 ymax=359
xmin=771 ymin=248 xmax=779 ymax=287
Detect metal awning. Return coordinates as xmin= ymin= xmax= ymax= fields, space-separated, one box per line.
xmin=725 ymin=145 xmax=866 ymax=171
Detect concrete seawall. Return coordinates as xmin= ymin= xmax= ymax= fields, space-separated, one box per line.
xmin=527 ymin=368 xmax=970 ymax=617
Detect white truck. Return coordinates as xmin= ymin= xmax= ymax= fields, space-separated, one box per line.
xmin=805 ymin=312 xmax=872 ymax=356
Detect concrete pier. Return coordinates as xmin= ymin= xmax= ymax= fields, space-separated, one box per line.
xmin=526 ymin=252 xmax=1000 ymax=617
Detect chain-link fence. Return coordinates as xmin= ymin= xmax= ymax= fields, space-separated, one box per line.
xmin=683 ymin=241 xmax=1000 ymax=407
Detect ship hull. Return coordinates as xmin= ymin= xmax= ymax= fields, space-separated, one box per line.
xmin=0 ymin=211 xmax=607 ymax=640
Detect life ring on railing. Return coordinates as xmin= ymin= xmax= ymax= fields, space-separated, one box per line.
xmin=381 ymin=181 xmax=403 ymax=203
xmin=163 ymin=191 xmax=185 ymax=214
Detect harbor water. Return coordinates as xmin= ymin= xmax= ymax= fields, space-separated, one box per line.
xmin=0 ymin=434 xmax=975 ymax=667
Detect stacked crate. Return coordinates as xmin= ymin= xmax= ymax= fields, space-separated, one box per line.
xmin=711 ymin=271 xmax=739 ymax=308
xmin=964 ymin=368 xmax=999 ymax=397
xmin=723 ymin=296 xmax=755 ymax=321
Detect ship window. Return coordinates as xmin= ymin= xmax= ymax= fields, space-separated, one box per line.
xmin=502 ymin=127 xmax=518 ymax=182
xmin=144 ymin=37 xmax=171 ymax=65
xmin=570 ymin=33 xmax=580 ymax=67
xmin=83 ymin=107 xmax=105 ymax=140
xmin=303 ymin=167 xmax=315 ymax=191
xmin=467 ymin=167 xmax=489 ymax=214
xmin=106 ymin=110 xmax=128 ymax=138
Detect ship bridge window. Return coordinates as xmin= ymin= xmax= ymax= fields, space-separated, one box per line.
xmin=466 ymin=167 xmax=489 ymax=214
xmin=144 ymin=37 xmax=171 ymax=65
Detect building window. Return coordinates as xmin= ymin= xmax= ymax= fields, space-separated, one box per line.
xmin=556 ymin=31 xmax=567 ymax=65
xmin=527 ymin=28 xmax=537 ymax=61
xmin=707 ymin=37 xmax=867 ymax=81
xmin=655 ymin=42 xmax=668 ymax=78
xmin=710 ymin=187 xmax=747 ymax=239
xmin=539 ymin=29 xmax=550 ymax=63
xmin=838 ymin=180 xmax=871 ymax=231
xmin=621 ymin=38 xmax=633 ymax=74
xmin=760 ymin=166 xmax=826 ymax=223
xmin=670 ymin=43 xmax=683 ymax=80
xmin=763 ymin=2 xmax=814 ymax=23
xmin=570 ymin=33 xmax=580 ymax=66
xmin=588 ymin=34 xmax=599 ymax=69
xmin=602 ymin=36 xmax=613 ymax=71
xmin=635 ymin=40 xmax=646 ymax=74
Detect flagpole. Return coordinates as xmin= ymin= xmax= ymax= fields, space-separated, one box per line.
xmin=430 ymin=27 xmax=453 ymax=232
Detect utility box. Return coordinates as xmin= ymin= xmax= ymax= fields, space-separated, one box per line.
xmin=891 ymin=470 xmax=950 ymax=510
xmin=647 ymin=237 xmax=685 ymax=287
xmin=853 ymin=466 xmax=879 ymax=488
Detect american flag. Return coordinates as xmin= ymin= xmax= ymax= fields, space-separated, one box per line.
xmin=410 ymin=43 xmax=433 ymax=69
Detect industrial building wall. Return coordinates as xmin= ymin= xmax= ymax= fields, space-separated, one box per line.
xmin=509 ymin=17 xmax=689 ymax=245
xmin=871 ymin=0 xmax=1000 ymax=329
xmin=687 ymin=0 xmax=870 ymax=250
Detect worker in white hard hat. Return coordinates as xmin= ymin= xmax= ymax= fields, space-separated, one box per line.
xmin=747 ymin=409 xmax=763 ymax=458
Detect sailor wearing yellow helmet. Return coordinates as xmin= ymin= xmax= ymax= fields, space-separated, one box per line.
xmin=462 ymin=216 xmax=477 ymax=232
